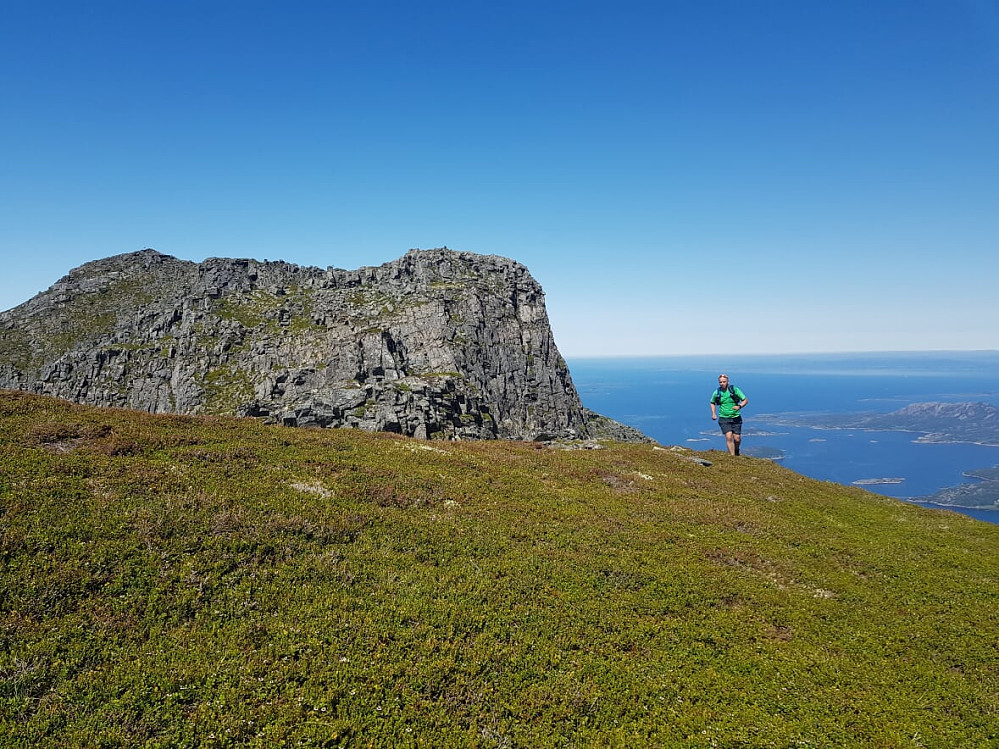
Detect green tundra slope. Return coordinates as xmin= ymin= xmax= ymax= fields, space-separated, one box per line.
xmin=1 ymin=391 xmax=997 ymax=747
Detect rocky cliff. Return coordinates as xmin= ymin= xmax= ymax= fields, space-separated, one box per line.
xmin=0 ymin=248 xmax=646 ymax=442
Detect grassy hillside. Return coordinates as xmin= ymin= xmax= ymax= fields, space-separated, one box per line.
xmin=1 ymin=391 xmax=997 ymax=747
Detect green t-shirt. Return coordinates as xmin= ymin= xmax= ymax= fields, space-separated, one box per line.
xmin=711 ymin=386 xmax=745 ymax=418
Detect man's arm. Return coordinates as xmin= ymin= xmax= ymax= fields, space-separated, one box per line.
xmin=710 ymin=402 xmax=718 ymax=420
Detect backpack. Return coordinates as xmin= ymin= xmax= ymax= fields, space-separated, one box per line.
xmin=711 ymin=385 xmax=744 ymax=407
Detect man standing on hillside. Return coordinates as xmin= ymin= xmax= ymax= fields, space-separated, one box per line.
xmin=710 ymin=374 xmax=748 ymax=456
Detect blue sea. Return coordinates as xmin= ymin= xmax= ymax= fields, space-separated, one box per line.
xmin=567 ymin=352 xmax=999 ymax=526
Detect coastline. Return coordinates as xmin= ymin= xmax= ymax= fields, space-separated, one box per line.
xmin=566 ymin=353 xmax=999 ymax=526
xmin=754 ymin=414 xmax=999 ymax=448
xmin=903 ymin=500 xmax=999 ymax=524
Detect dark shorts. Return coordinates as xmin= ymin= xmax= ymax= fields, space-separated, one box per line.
xmin=718 ymin=416 xmax=743 ymax=435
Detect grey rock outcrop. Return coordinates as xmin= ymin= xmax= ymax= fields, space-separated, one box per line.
xmin=0 ymin=248 xmax=648 ymax=442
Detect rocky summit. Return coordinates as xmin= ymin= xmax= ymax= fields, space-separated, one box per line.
xmin=0 ymin=248 xmax=647 ymax=442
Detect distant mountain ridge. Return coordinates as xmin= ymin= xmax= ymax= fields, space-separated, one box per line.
xmin=758 ymin=401 xmax=999 ymax=446
xmin=865 ymin=402 xmax=999 ymax=444
xmin=0 ymin=248 xmax=646 ymax=442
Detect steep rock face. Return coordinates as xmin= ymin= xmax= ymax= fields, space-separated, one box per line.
xmin=0 ymin=248 xmax=645 ymax=442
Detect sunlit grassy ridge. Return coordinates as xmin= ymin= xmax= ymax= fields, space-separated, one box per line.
xmin=2 ymin=391 xmax=997 ymax=747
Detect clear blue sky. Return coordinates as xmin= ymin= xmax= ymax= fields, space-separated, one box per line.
xmin=2 ymin=1 xmax=997 ymax=356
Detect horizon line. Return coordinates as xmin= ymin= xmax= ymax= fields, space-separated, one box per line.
xmin=563 ymin=349 xmax=999 ymax=359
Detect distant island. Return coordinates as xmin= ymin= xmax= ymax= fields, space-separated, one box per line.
xmin=967 ymin=466 xmax=999 ymax=482
xmin=920 ymin=465 xmax=999 ymax=510
xmin=756 ymin=401 xmax=999 ymax=446
xmin=757 ymin=402 xmax=999 ymax=511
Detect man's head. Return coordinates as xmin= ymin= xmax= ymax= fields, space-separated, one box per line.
xmin=718 ymin=374 xmax=729 ymax=390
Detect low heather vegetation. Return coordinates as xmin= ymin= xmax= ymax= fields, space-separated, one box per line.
xmin=2 ymin=391 xmax=997 ymax=746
